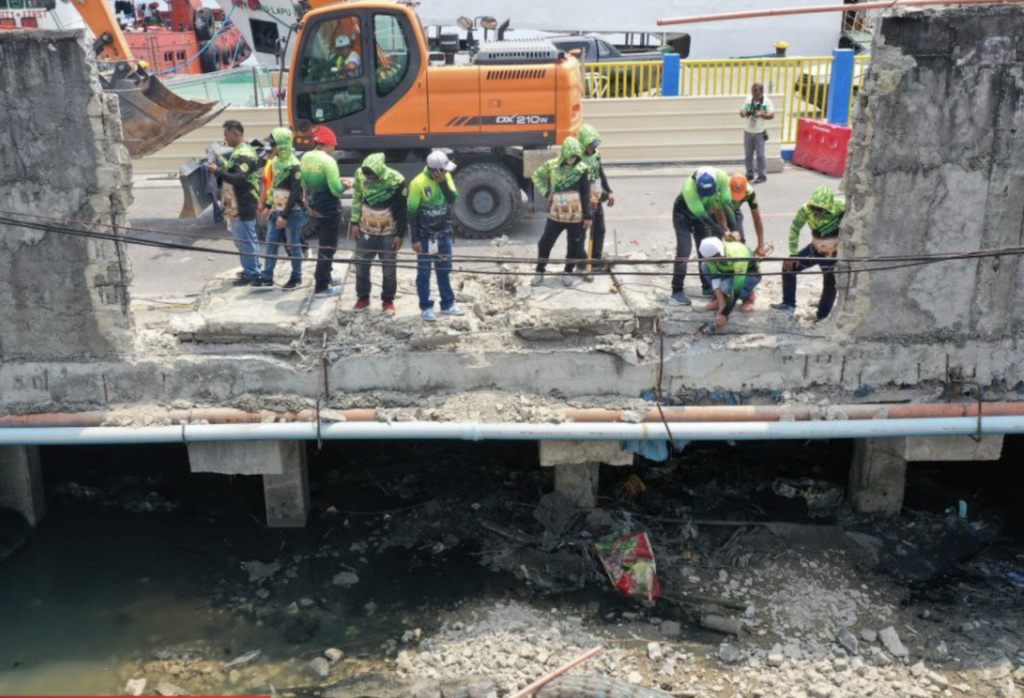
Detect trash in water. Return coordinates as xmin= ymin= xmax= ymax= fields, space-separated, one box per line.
xmin=594 ymin=532 xmax=662 ymax=601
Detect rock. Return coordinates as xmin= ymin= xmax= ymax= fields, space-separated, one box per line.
xmin=879 ymin=626 xmax=908 ymax=658
xmin=647 ymin=642 xmax=663 ymax=661
xmin=332 ymin=571 xmax=359 ymax=587
xmin=860 ymin=628 xmax=878 ymax=643
xmin=228 ymin=670 xmax=241 ymax=685
xmin=926 ymin=670 xmax=949 ymax=690
xmin=307 ymin=657 xmax=331 ymax=679
xmin=983 ymin=656 xmax=1014 ymax=680
xmin=960 ymin=621 xmax=975 ymax=633
xmin=837 ymin=628 xmax=859 ymax=655
xmin=298 ymin=597 xmax=316 ymax=609
xmin=255 ymin=589 xmax=270 ymax=600
xmin=661 ymin=620 xmax=681 ymax=637
xmin=154 ymin=681 xmax=187 ymax=696
xmin=719 ymin=643 xmax=741 ymax=664
xmin=910 ymin=661 xmax=926 ymax=678
xmin=809 ymin=685 xmax=833 ymax=698
xmin=124 ymin=678 xmax=147 ymax=696
xmin=627 ymin=671 xmax=644 ymax=685
xmin=240 ymin=560 xmax=280 ymax=584
xmin=223 ymin=649 xmax=262 ymax=672
xmin=768 ymin=653 xmax=785 ymax=668
xmin=324 ymin=648 xmax=344 ymax=663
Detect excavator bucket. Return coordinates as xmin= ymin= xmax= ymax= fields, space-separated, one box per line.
xmin=103 ymin=74 xmax=226 ymax=159
xmin=178 ymin=159 xmax=218 ymax=220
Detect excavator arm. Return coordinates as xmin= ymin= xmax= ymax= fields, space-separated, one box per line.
xmin=66 ymin=0 xmax=225 ymax=158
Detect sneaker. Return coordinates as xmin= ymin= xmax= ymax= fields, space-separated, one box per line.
xmin=232 ymin=276 xmax=255 ymax=287
xmin=422 ymin=309 xmax=437 ymax=322
xmin=577 ymin=269 xmax=594 ymax=283
xmin=251 ymin=278 xmax=274 ymax=290
xmin=530 ymin=273 xmax=545 ymax=286
xmin=382 ymin=301 xmax=396 ymax=315
xmin=754 ymin=175 xmax=767 ymax=184
xmin=745 ymin=172 xmax=755 ymax=181
xmin=282 ymin=278 xmax=301 ymax=291
xmin=314 ymin=287 xmax=340 ymax=297
xmin=353 ymin=297 xmax=371 ymax=311
xmin=561 ymin=273 xmax=574 ymax=287
xmin=441 ymin=304 xmax=466 ymax=316
xmin=330 ymin=276 xmax=343 ymax=287
xmin=741 ymin=293 xmax=757 ymax=313
xmin=668 ymin=291 xmax=692 ymax=306
xmin=771 ymin=302 xmax=795 ymax=314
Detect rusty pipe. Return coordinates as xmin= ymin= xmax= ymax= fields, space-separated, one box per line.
xmin=657 ymin=0 xmax=1024 ymax=26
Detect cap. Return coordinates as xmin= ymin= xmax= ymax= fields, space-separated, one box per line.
xmin=699 ymin=237 xmax=725 ymax=258
xmin=312 ymin=125 xmax=337 ymax=147
xmin=729 ymin=174 xmax=748 ymax=201
xmin=695 ymin=167 xmax=717 ymax=197
xmin=426 ymin=150 xmax=456 ymax=172
xmin=334 ymin=34 xmax=351 ymax=49
xmin=265 ymin=134 xmax=276 ymax=147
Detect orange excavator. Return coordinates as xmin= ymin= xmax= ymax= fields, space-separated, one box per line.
xmin=29 ymin=0 xmax=225 ymax=157
xmin=181 ymin=0 xmax=583 ymax=237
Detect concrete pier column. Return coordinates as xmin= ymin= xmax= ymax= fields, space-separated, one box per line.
xmin=539 ymin=441 xmax=634 ymax=509
xmin=187 ymin=440 xmax=310 ymax=528
xmin=849 ymin=438 xmax=907 ymax=516
xmin=0 ymin=445 xmax=45 ymax=527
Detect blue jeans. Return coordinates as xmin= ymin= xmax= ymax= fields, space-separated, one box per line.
xmin=700 ymin=261 xmax=761 ymax=301
xmin=415 ymin=234 xmax=455 ymax=310
xmin=263 ymin=210 xmax=308 ymax=282
xmin=231 ymin=219 xmax=261 ymax=279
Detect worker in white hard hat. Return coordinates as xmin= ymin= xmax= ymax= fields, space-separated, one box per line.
xmin=698 ymin=236 xmax=761 ymax=332
xmin=331 ymin=33 xmax=362 ymax=77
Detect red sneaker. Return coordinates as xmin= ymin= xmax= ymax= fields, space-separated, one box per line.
xmin=382 ymin=301 xmax=396 ymax=315
xmin=353 ymin=298 xmax=370 ymax=311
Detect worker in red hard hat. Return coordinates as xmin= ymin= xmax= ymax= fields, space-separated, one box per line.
xmin=300 ymin=126 xmax=351 ymax=296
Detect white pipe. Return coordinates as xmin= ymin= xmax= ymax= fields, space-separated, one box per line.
xmin=0 ymin=416 xmax=1022 ymax=446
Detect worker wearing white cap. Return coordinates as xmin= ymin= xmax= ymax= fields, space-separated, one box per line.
xmin=697 ymin=236 xmax=760 ymax=332
xmin=332 ymin=33 xmax=362 ymax=77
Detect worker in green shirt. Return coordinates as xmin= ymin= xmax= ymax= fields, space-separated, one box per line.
xmin=299 ymin=126 xmax=349 ymax=296
xmin=408 ymin=151 xmax=464 ymax=322
xmin=771 ymin=185 xmax=845 ymax=320
xmin=669 ymin=167 xmax=736 ymax=306
xmin=530 ymin=137 xmax=593 ymax=288
xmin=699 ymin=237 xmax=761 ymax=332
xmin=350 ymin=152 xmax=407 ymax=313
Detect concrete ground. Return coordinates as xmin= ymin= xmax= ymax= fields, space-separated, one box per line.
xmin=127 ymin=163 xmax=836 ymax=330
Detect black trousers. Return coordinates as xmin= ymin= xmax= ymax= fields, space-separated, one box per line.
xmin=589 ymin=205 xmax=607 ymax=262
xmin=782 ymin=243 xmax=838 ymax=319
xmin=670 ymin=195 xmax=723 ymax=294
xmin=536 ymin=219 xmax=586 ymax=273
xmin=308 ymin=215 xmax=340 ymax=292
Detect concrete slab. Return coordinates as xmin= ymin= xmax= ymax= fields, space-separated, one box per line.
xmin=539 ymin=441 xmax=634 ymax=467
xmin=903 ymin=435 xmax=1004 ymax=462
xmin=187 ymin=440 xmax=289 ymax=475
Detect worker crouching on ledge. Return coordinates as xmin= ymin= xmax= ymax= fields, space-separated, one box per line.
xmin=530 ymin=137 xmax=593 ymax=288
xmin=771 ymin=185 xmax=845 ymax=321
xmin=698 ymin=237 xmax=761 ymax=333
xmin=408 ymin=151 xmax=465 ymax=322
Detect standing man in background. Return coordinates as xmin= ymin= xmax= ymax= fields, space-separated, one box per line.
xmin=208 ymin=120 xmax=262 ymax=287
xmin=740 ymin=83 xmax=774 ymax=184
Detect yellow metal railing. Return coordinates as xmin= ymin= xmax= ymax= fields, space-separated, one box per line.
xmin=581 ymin=60 xmax=663 ymax=99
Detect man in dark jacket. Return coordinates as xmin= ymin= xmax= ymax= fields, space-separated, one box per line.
xmin=209 ymin=120 xmax=262 ymax=287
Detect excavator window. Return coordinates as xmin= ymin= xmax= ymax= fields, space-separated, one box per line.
xmin=296 ymin=15 xmax=367 ymax=124
xmin=372 ymin=13 xmax=409 ymax=97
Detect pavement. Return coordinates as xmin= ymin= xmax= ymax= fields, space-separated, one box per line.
xmin=127 ymin=163 xmax=836 ymax=333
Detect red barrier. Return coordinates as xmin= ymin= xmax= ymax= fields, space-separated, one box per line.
xmin=791 ymin=118 xmax=852 ymax=177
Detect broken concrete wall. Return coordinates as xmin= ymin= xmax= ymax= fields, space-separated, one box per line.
xmin=836 ymin=5 xmax=1024 ymax=341
xmin=0 ymin=30 xmax=134 ymax=361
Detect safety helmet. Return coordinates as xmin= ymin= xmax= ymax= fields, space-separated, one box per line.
xmin=729 ymin=174 xmax=748 ymax=201
xmin=334 ymin=34 xmax=352 ymax=49
xmin=699 ymin=237 xmax=725 ymax=258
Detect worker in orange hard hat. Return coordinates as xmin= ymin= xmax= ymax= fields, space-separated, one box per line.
xmin=725 ymin=174 xmax=767 ymax=258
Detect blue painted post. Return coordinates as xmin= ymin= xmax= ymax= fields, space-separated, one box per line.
xmin=826 ymin=48 xmax=855 ymax=125
xmin=661 ymin=52 xmax=681 ymax=97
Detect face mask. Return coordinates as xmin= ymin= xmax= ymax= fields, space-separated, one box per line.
xmin=565 ymin=157 xmax=579 ymax=166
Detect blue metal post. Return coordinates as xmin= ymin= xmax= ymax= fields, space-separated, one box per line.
xmin=661 ymin=52 xmax=681 ymax=97
xmin=826 ymin=48 xmax=855 ymax=125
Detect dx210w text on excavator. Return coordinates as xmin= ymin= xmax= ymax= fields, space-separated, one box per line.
xmin=182 ymin=0 xmax=583 ymax=238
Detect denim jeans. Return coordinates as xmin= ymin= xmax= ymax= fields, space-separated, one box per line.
xmin=262 ymin=210 xmax=308 ymax=282
xmin=700 ymin=261 xmax=761 ymax=302
xmin=230 ymin=219 xmax=261 ymax=279
xmin=415 ymin=234 xmax=455 ymax=310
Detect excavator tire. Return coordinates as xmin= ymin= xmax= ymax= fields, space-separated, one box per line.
xmin=452 ymin=160 xmax=522 ymax=239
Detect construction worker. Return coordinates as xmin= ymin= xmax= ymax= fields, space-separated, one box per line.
xmin=256 ymin=138 xmax=277 ymax=243
xmin=771 ymin=185 xmax=845 ymax=320
xmin=408 ymin=151 xmax=465 ymax=322
xmin=699 ymin=237 xmax=760 ymax=331
xmin=350 ymin=153 xmax=407 ymax=313
xmin=300 ymin=126 xmax=347 ymax=297
xmin=668 ymin=167 xmax=736 ymax=306
xmin=530 ymin=137 xmax=593 ymax=287
xmin=208 ymin=120 xmax=262 ymax=287
xmin=578 ymin=124 xmax=615 ymax=276
xmin=726 ymin=174 xmax=767 ymax=257
xmin=258 ymin=128 xmax=307 ymax=290
xmin=331 ymin=34 xmax=362 ymax=78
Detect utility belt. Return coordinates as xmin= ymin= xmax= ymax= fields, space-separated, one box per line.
xmin=548 ymin=189 xmax=583 ymax=224
xmin=271 ymin=188 xmax=305 ymax=214
xmin=360 ymin=204 xmax=397 ymax=236
xmin=589 ymin=179 xmax=603 ymax=208
xmin=811 ymin=235 xmax=839 ymax=257
xmin=221 ymin=183 xmax=239 ymax=221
